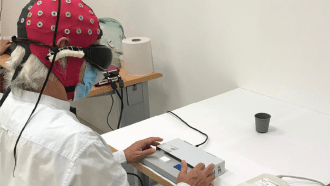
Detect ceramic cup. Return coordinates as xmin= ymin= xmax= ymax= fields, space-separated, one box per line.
xmin=255 ymin=113 xmax=271 ymax=133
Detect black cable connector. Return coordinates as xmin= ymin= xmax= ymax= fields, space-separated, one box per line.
xmin=119 ymin=79 xmax=124 ymax=88
xmin=104 ymin=73 xmax=118 ymax=90
xmin=109 ymin=80 xmax=118 ymax=90
xmin=101 ymin=74 xmax=123 ymax=131
xmin=109 ymin=71 xmax=119 ymax=76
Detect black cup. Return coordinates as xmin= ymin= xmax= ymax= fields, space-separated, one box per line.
xmin=255 ymin=113 xmax=271 ymax=133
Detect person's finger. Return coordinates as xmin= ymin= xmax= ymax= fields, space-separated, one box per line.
xmin=203 ymin=163 xmax=215 ymax=174
xmin=141 ymin=137 xmax=163 ymax=147
xmin=195 ymin=162 xmax=206 ymax=171
xmin=207 ymin=172 xmax=215 ymax=178
xmin=151 ymin=141 xmax=161 ymax=146
xmin=180 ymin=160 xmax=188 ymax=174
xmin=148 ymin=137 xmax=163 ymax=144
xmin=141 ymin=147 xmax=156 ymax=157
xmin=6 ymin=43 xmax=11 ymax=47
xmin=207 ymin=174 xmax=216 ymax=182
xmin=143 ymin=144 xmax=151 ymax=150
xmin=142 ymin=143 xmax=151 ymax=148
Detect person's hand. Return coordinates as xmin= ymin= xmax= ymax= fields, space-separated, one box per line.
xmin=124 ymin=137 xmax=163 ymax=164
xmin=0 ymin=40 xmax=11 ymax=55
xmin=177 ymin=160 xmax=216 ymax=186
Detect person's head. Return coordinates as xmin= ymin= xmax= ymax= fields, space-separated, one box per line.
xmin=6 ymin=0 xmax=110 ymax=101
xmin=5 ymin=38 xmax=101 ymax=100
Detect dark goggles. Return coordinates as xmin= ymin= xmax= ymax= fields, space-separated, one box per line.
xmin=11 ymin=36 xmax=113 ymax=71
xmin=83 ymin=44 xmax=113 ymax=71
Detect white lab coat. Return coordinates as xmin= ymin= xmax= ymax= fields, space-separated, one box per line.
xmin=0 ymin=91 xmax=189 ymax=186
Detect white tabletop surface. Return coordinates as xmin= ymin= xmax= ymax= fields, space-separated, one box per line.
xmin=101 ymin=88 xmax=330 ymax=186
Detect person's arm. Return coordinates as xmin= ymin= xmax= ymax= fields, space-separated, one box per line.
xmin=0 ymin=40 xmax=11 ymax=55
xmin=113 ymin=138 xmax=190 ymax=186
xmin=63 ymin=141 xmax=130 ymax=186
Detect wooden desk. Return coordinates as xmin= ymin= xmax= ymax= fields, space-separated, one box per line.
xmin=0 ymin=40 xmax=10 ymax=68
xmin=0 ymin=54 xmax=10 ymax=69
xmin=0 ymin=55 xmax=162 ymax=98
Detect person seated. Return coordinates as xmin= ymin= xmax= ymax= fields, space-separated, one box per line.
xmin=0 ymin=0 xmax=214 ymax=185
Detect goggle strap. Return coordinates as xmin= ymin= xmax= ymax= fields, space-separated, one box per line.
xmin=12 ymin=36 xmax=55 ymax=50
xmin=46 ymin=46 xmax=85 ymax=62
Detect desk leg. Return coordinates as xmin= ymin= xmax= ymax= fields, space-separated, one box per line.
xmin=143 ymin=173 xmax=150 ymax=186
xmin=133 ymin=168 xmax=140 ymax=186
xmin=116 ymin=82 xmax=150 ymax=128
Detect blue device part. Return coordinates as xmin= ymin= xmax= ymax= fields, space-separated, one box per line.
xmin=174 ymin=164 xmax=181 ymax=171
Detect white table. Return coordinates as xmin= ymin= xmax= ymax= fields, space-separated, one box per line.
xmin=102 ymin=88 xmax=330 ymax=186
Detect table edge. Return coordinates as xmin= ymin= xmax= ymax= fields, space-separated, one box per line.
xmin=109 ymin=145 xmax=174 ymax=186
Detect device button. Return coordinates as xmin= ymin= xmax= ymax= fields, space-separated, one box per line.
xmin=160 ymin=156 xmax=171 ymax=162
xmin=174 ymin=164 xmax=181 ymax=171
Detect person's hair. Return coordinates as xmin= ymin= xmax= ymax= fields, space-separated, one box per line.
xmin=5 ymin=45 xmax=83 ymax=97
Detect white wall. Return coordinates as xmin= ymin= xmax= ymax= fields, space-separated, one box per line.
xmin=1 ymin=0 xmax=29 ymax=37
xmin=83 ymin=0 xmax=239 ymax=118
xmin=3 ymin=0 xmax=330 ymax=121
xmin=234 ymin=1 xmax=330 ymax=115
xmin=83 ymin=0 xmax=330 ymax=116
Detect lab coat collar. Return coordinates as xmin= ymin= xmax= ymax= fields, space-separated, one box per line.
xmin=9 ymin=90 xmax=70 ymax=111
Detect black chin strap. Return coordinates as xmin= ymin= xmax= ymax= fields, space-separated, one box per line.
xmin=0 ymin=87 xmax=11 ymax=107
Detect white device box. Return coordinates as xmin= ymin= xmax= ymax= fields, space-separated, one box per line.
xmin=141 ymin=138 xmax=225 ymax=183
xmin=237 ymin=174 xmax=290 ymax=186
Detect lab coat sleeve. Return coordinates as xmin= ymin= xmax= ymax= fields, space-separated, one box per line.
xmin=64 ymin=141 xmax=129 ymax=186
xmin=113 ymin=150 xmax=127 ymax=164
xmin=94 ymin=131 xmax=127 ymax=164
